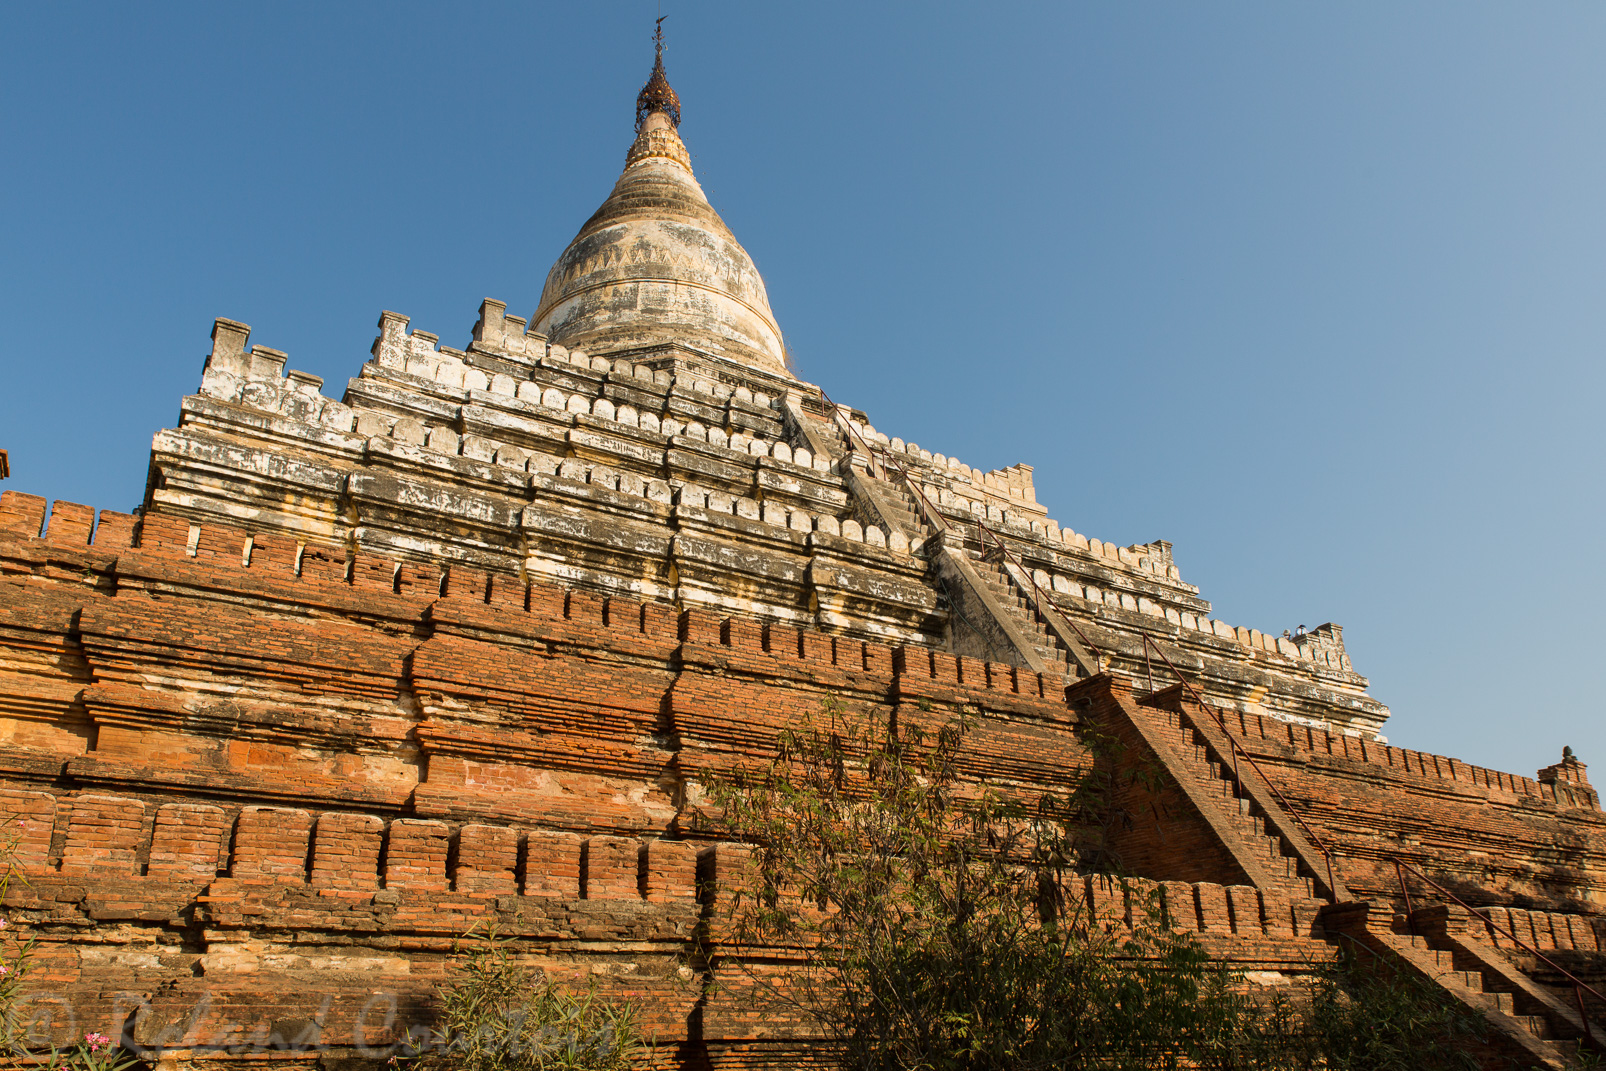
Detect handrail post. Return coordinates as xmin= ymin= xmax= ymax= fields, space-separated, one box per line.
xmin=1576 ymin=984 xmax=1595 ymax=1048
xmin=1396 ymin=859 xmax=1414 ymax=922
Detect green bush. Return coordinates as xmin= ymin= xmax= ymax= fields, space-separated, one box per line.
xmin=704 ymin=699 xmax=1502 ymax=1071
xmin=1293 ymin=945 xmax=1490 ymax=1071
xmin=401 ymin=930 xmax=644 ymax=1071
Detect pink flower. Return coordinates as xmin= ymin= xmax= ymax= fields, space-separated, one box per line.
xmin=0 ymin=965 xmax=9 ymax=975
xmin=84 ymin=1032 xmax=112 ymax=1052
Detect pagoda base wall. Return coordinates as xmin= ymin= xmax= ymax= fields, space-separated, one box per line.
xmin=0 ymin=494 xmax=1602 ymax=1067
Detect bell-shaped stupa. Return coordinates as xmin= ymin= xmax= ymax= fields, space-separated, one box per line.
xmin=531 ymin=30 xmax=791 ymax=378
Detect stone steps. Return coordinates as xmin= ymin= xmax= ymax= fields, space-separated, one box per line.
xmin=963 ymin=549 xmax=1070 ymax=669
xmin=1398 ymin=934 xmax=1573 ymax=1049
xmin=882 ymin=485 xmax=926 ymax=536
xmin=1156 ymin=709 xmax=1318 ymax=899
xmin=880 ymin=479 xmax=1073 ymax=671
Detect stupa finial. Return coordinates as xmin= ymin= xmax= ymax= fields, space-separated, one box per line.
xmin=635 ymin=16 xmax=681 ymax=132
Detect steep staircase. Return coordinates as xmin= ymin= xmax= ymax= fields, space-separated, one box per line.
xmin=962 ymin=544 xmax=1070 ymax=673
xmin=1146 ymin=679 xmax=1601 ymax=1065
xmin=861 ymin=433 xmax=1331 ymax=901
xmin=1323 ymin=901 xmax=1596 ymax=1068
xmin=1406 ymin=936 xmax=1560 ymax=1042
xmin=832 ymin=419 xmax=1602 ymax=1066
xmin=878 ymin=483 xmax=925 ymax=543
xmin=814 ymin=417 xmax=1074 ymax=676
xmin=814 ymin=400 xmax=1606 ymax=1067
xmin=880 ymin=476 xmax=1081 ymax=675
xmin=1148 ymin=700 xmax=1321 ymax=901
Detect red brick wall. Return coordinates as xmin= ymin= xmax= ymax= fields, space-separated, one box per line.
xmin=1142 ymin=690 xmax=1606 ymax=909
xmin=1 ymin=494 xmax=1601 ymax=1066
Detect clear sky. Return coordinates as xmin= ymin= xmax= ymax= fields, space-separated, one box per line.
xmin=2 ymin=3 xmax=1602 ymax=778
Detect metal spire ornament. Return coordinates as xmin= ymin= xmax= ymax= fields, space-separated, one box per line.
xmin=635 ymin=16 xmax=681 ymax=131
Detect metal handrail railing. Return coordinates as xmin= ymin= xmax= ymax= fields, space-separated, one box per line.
xmin=1136 ymin=630 xmax=1342 ymax=901
xmin=882 ymin=458 xmax=946 ymax=536
xmin=1394 ymin=858 xmax=1604 ymax=1049
xmin=856 ymin=426 xmax=1342 ymax=900
xmin=817 ymin=389 xmax=883 ymax=480
xmin=877 ymin=454 xmax=1104 ymax=677
xmin=970 ymin=517 xmax=1105 ymax=667
xmin=949 ymin=493 xmax=1344 ymax=901
xmin=867 ymin=440 xmax=1341 ymax=898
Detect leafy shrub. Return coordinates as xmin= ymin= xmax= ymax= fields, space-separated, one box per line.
xmin=705 ymin=700 xmax=1262 ymax=1070
xmin=1298 ymin=945 xmax=1495 ymax=1071
xmin=704 ymin=698 xmax=1505 ymax=1071
xmin=401 ymin=930 xmax=644 ymax=1071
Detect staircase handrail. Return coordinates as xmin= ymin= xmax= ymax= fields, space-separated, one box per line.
xmin=1393 ymin=858 xmax=1604 ymax=1049
xmin=808 ymin=396 xmax=1588 ymax=1006
xmin=876 ymin=454 xmax=1088 ymax=651
xmin=878 ymin=455 xmax=1105 ymax=674
xmin=817 ymin=389 xmax=884 ymax=480
xmin=874 ymin=444 xmax=1341 ymax=899
xmin=879 ymin=456 xmax=947 ymax=535
xmin=1136 ymin=631 xmax=1343 ymax=901
xmin=970 ymin=516 xmax=1106 ymax=665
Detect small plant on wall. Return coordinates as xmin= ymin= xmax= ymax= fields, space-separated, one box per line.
xmin=1 ymin=816 xmax=139 ymax=1071
xmin=1 ymin=814 xmax=41 ymax=1057
xmin=398 ymin=926 xmax=646 ymax=1071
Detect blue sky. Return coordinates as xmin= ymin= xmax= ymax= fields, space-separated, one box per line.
xmin=2 ymin=3 xmax=1602 ymax=777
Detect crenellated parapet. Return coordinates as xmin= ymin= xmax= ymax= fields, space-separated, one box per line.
xmin=130 ymin=303 xmax=1392 ymax=736
xmin=147 ymin=306 xmax=945 ymax=650
xmin=1 ymin=488 xmax=1602 ymax=1064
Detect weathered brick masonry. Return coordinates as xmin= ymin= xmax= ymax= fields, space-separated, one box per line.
xmin=1 ymin=497 xmax=1602 ymax=1067
xmin=0 ymin=499 xmax=1077 ymax=1067
xmin=3 ymin=44 xmax=1604 ymax=1071
xmin=1136 ymin=687 xmax=1606 ymax=908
